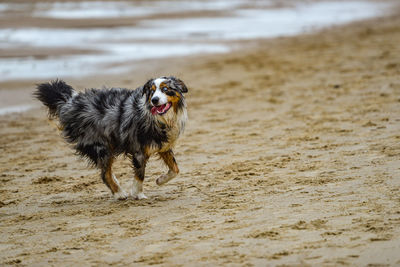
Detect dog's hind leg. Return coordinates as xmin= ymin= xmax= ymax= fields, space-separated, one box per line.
xmin=77 ymin=143 xmax=127 ymax=199
xmin=131 ymin=153 xmax=149 ymax=200
xmin=156 ymin=150 xmax=179 ymax=185
xmin=100 ymin=156 xmax=128 ymax=200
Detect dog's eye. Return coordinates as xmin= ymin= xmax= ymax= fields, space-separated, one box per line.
xmin=162 ymin=87 xmax=168 ymax=92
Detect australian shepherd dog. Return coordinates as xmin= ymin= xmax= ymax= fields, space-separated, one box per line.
xmin=34 ymin=76 xmax=188 ymax=200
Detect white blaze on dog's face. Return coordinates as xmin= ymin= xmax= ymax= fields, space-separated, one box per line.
xmin=153 ymin=78 xmax=168 ymax=105
xmin=150 ymin=77 xmax=172 ymax=116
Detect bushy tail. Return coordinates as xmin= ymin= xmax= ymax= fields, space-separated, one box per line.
xmin=34 ymin=79 xmax=75 ymax=117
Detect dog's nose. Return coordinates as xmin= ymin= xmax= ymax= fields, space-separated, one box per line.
xmin=151 ymin=97 xmax=159 ymax=105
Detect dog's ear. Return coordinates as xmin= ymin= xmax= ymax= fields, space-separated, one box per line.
xmin=171 ymin=77 xmax=188 ymax=94
xmin=142 ymin=78 xmax=153 ymax=96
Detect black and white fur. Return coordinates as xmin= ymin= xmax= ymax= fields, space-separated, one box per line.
xmin=34 ymin=76 xmax=188 ymax=200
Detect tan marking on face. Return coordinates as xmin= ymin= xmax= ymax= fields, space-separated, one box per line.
xmin=159 ymin=82 xmax=168 ymax=90
xmin=167 ymin=93 xmax=182 ymax=112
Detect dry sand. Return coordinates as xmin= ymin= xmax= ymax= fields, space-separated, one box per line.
xmin=1 ymin=9 xmax=400 ymax=267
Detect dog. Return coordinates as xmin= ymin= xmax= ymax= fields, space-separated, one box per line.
xmin=34 ymin=76 xmax=188 ymax=200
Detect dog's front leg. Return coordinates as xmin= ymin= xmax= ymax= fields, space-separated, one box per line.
xmin=131 ymin=153 xmax=149 ymax=200
xmin=157 ymin=150 xmax=179 ymax=185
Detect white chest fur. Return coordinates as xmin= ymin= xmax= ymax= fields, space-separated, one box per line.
xmin=149 ymin=107 xmax=187 ymax=155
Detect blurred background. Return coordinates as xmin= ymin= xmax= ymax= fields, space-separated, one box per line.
xmin=0 ymin=0 xmax=389 ymax=82
xmin=0 ymin=0 xmax=390 ymax=115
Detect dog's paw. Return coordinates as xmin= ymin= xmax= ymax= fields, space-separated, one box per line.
xmin=114 ymin=190 xmax=129 ymax=200
xmin=131 ymin=186 xmax=148 ymax=200
xmin=156 ymin=175 xmax=168 ymax=185
xmin=132 ymin=192 xmax=148 ymax=200
xmin=156 ymin=171 xmax=177 ymax=186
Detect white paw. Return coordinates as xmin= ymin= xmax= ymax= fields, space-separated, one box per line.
xmin=132 ymin=192 xmax=148 ymax=200
xmin=114 ymin=190 xmax=128 ymax=200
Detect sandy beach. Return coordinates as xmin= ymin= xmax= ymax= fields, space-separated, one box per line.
xmin=1 ymin=1 xmax=400 ymax=266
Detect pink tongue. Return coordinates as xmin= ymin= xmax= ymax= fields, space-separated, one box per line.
xmin=151 ymin=104 xmax=166 ymax=115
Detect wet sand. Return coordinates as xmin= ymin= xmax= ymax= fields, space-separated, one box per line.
xmin=1 ymin=7 xmax=400 ymax=267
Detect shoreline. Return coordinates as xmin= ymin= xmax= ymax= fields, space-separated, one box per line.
xmin=0 ymin=0 xmax=393 ymax=87
xmin=0 ymin=13 xmax=396 ymax=116
xmin=1 ymin=5 xmax=400 ymax=266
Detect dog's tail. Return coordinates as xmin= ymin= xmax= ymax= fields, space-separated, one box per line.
xmin=34 ymin=79 xmax=75 ymax=117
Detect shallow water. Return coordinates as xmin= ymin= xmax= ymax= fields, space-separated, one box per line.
xmin=0 ymin=0 xmax=389 ymax=82
xmin=143 ymin=1 xmax=386 ymax=40
xmin=0 ymin=104 xmax=34 ymax=116
xmin=0 ymin=43 xmax=229 ymax=80
xmin=32 ymin=0 xmax=246 ymax=19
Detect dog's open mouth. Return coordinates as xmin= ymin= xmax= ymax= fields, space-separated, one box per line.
xmin=151 ymin=102 xmax=172 ymax=115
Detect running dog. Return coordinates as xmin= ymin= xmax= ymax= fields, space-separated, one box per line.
xmin=34 ymin=76 xmax=188 ymax=200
